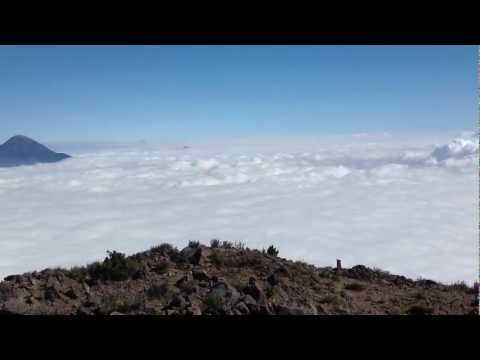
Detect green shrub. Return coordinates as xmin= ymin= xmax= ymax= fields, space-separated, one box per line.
xmin=67 ymin=266 xmax=88 ymax=282
xmin=266 ymin=245 xmax=279 ymax=257
xmin=87 ymin=251 xmax=140 ymax=282
xmin=210 ymin=239 xmax=220 ymax=248
xmin=146 ymin=283 xmax=170 ymax=300
xmin=203 ymin=294 xmax=225 ymax=315
xmin=150 ymin=243 xmax=177 ymax=256
xmin=188 ymin=240 xmax=200 ymax=248
xmin=152 ymin=260 xmax=170 ymax=274
xmin=373 ymin=267 xmax=391 ymax=277
xmin=221 ymin=241 xmax=233 ymax=249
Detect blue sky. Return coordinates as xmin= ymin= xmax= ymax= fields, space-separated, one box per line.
xmin=0 ymin=45 xmax=476 ymax=143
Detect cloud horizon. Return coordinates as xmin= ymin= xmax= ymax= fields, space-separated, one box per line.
xmin=0 ymin=131 xmax=477 ymax=284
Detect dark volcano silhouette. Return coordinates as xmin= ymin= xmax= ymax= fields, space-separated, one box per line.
xmin=0 ymin=135 xmax=71 ymax=167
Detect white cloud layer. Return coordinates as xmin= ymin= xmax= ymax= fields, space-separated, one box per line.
xmin=0 ymin=131 xmax=478 ymax=284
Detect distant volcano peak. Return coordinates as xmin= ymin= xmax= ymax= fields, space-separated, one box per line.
xmin=0 ymin=135 xmax=71 ymax=167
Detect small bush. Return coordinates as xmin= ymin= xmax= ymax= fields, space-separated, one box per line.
xmin=266 ymin=245 xmax=279 ymax=257
xmin=146 ymin=283 xmax=170 ymax=300
xmin=210 ymin=239 xmax=220 ymax=248
xmin=188 ymin=240 xmax=200 ymax=248
xmin=372 ymin=267 xmax=391 ymax=277
xmin=221 ymin=241 xmax=233 ymax=249
xmin=415 ymin=278 xmax=437 ymax=288
xmin=67 ymin=266 xmax=88 ymax=282
xmin=234 ymin=242 xmax=246 ymax=250
xmin=203 ymin=294 xmax=225 ymax=315
xmin=344 ymin=282 xmax=366 ymax=291
xmin=152 ymin=260 xmax=170 ymax=274
xmin=150 ymin=243 xmax=177 ymax=256
xmin=87 ymin=251 xmax=140 ymax=282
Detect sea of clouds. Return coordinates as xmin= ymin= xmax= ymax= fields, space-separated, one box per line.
xmin=0 ymin=131 xmax=478 ymax=284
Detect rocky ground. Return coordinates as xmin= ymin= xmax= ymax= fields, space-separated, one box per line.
xmin=0 ymin=241 xmax=478 ymax=315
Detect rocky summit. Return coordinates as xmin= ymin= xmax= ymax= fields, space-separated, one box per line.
xmin=0 ymin=242 xmax=478 ymax=315
xmin=0 ymin=135 xmax=71 ymax=167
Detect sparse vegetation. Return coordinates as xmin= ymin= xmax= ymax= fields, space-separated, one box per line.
xmin=151 ymin=260 xmax=170 ymax=274
xmin=210 ymin=239 xmax=220 ymax=248
xmin=146 ymin=283 xmax=170 ymax=300
xmin=221 ymin=241 xmax=233 ymax=249
xmin=203 ymin=294 xmax=225 ymax=315
xmin=67 ymin=266 xmax=88 ymax=282
xmin=451 ymin=281 xmax=477 ymax=294
xmin=234 ymin=242 xmax=246 ymax=250
xmin=188 ymin=240 xmax=200 ymax=248
xmin=87 ymin=251 xmax=140 ymax=282
xmin=372 ymin=267 xmax=391 ymax=277
xmin=1 ymin=241 xmax=476 ymax=315
xmin=266 ymin=245 xmax=279 ymax=257
xmin=150 ymin=243 xmax=177 ymax=256
xmin=344 ymin=282 xmax=366 ymax=291
xmin=102 ymin=292 xmax=145 ymax=314
xmin=209 ymin=251 xmax=232 ymax=268
xmin=210 ymin=250 xmax=262 ymax=269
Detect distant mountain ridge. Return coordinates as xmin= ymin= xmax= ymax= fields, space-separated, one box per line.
xmin=0 ymin=135 xmax=71 ymax=167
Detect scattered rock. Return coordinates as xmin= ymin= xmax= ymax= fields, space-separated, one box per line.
xmin=180 ymin=245 xmax=211 ymax=266
xmin=235 ymin=302 xmax=250 ymax=314
xmin=244 ymin=277 xmax=263 ymax=301
xmin=210 ymin=280 xmax=240 ymax=304
xmin=0 ymin=244 xmax=475 ymax=315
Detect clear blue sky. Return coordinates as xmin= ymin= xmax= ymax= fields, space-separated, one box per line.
xmin=0 ymin=45 xmax=476 ymax=143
